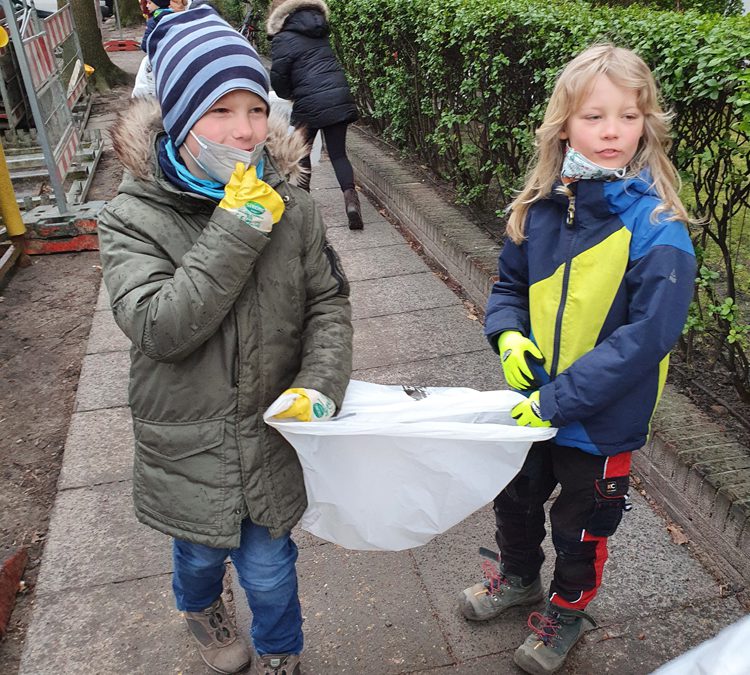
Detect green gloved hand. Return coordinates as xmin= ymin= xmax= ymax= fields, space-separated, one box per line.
xmin=511 ymin=391 xmax=551 ymax=428
xmin=219 ymin=163 xmax=285 ymax=233
xmin=273 ymin=388 xmax=336 ymax=422
xmin=497 ymin=330 xmax=545 ymax=391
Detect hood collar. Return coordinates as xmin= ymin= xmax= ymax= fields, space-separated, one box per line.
xmin=266 ymin=0 xmax=329 ymax=36
xmin=109 ymin=97 xmax=310 ymax=186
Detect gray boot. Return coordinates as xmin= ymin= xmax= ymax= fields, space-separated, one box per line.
xmin=251 ymin=652 xmax=301 ymax=675
xmin=458 ymin=550 xmax=543 ymax=621
xmin=183 ymin=597 xmax=251 ymax=674
xmin=513 ymin=604 xmax=597 ymax=674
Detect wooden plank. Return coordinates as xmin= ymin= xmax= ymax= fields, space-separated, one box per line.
xmin=0 ymin=241 xmax=21 ymax=281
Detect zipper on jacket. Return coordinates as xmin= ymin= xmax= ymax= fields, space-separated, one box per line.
xmin=550 ymin=193 xmax=577 ymax=378
xmin=565 ymin=194 xmax=576 ymax=228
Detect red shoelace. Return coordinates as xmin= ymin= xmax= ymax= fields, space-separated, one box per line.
xmin=528 ymin=610 xmax=560 ymax=645
xmin=481 ymin=559 xmax=509 ymax=595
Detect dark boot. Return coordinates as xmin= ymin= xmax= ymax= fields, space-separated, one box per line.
xmin=513 ymin=603 xmax=597 ymax=674
xmin=343 ymin=188 xmax=363 ymax=230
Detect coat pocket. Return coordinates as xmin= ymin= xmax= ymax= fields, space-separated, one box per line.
xmin=586 ymin=475 xmax=629 ymax=537
xmin=133 ymin=417 xmax=227 ymax=528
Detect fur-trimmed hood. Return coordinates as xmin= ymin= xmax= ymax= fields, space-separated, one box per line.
xmin=266 ymin=0 xmax=329 ymax=36
xmin=109 ymin=97 xmax=309 ymax=184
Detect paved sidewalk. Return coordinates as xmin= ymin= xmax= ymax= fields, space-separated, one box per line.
xmin=17 ymin=147 xmax=748 ymax=672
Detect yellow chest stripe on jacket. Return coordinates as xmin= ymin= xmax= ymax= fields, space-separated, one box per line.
xmin=529 ymin=227 xmax=632 ymax=375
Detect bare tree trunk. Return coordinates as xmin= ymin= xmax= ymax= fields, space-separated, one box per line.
xmin=116 ymin=0 xmax=145 ymax=28
xmin=70 ymin=0 xmax=131 ymax=91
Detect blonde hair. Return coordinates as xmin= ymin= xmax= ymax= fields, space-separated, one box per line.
xmin=506 ymin=44 xmax=690 ymax=244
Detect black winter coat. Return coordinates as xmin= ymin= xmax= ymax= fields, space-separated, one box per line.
xmin=267 ymin=0 xmax=358 ymax=129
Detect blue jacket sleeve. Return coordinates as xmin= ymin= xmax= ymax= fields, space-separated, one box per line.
xmin=539 ymin=225 xmax=695 ymax=427
xmin=141 ymin=17 xmax=156 ymax=53
xmin=484 ymin=238 xmax=531 ymax=352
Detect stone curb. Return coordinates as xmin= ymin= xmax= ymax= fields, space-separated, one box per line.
xmin=346 ymin=123 xmax=750 ymax=590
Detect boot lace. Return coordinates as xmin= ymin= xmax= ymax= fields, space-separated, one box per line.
xmin=528 ymin=609 xmax=560 ymax=646
xmin=481 ymin=559 xmax=509 ymax=595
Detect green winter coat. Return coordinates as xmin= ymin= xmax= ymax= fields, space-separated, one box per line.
xmin=98 ymin=98 xmax=352 ymax=547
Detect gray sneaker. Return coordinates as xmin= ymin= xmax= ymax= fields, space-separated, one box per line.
xmin=184 ymin=597 xmax=251 ymax=674
xmin=513 ymin=604 xmax=597 ymax=674
xmin=458 ymin=549 xmax=543 ymax=621
xmin=251 ymin=652 xmax=301 ymax=675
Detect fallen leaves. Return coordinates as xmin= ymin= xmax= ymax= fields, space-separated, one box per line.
xmin=667 ymin=523 xmax=689 ymax=545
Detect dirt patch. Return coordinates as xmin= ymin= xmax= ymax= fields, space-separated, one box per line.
xmin=0 ymin=252 xmax=101 ymax=670
xmin=0 ymin=81 xmax=131 ymax=673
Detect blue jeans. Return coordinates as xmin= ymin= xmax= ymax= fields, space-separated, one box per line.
xmin=172 ymin=519 xmax=303 ymax=656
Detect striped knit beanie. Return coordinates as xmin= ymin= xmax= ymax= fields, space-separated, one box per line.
xmin=147 ymin=5 xmax=270 ymax=147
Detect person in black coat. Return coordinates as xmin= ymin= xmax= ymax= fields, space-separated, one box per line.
xmin=267 ymin=0 xmax=363 ymax=229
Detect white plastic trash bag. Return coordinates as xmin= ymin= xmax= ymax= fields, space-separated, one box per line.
xmin=269 ymin=91 xmax=322 ymax=166
xmin=264 ymin=380 xmax=557 ymax=551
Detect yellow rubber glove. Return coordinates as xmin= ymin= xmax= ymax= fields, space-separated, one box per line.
xmin=273 ymin=388 xmax=336 ymax=422
xmin=497 ymin=331 xmax=545 ymax=391
xmin=219 ymin=163 xmax=285 ymax=233
xmin=511 ymin=391 xmax=551 ymax=428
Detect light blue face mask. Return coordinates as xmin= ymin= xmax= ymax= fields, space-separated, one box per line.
xmin=184 ymin=131 xmax=266 ymax=184
xmin=561 ymin=145 xmax=627 ymax=182
xmin=163 ymin=139 xmax=264 ymax=200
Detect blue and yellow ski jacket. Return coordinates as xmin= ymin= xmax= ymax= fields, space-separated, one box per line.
xmin=485 ymin=173 xmax=696 ymax=456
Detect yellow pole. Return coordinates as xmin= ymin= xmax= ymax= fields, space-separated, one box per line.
xmin=0 ymin=139 xmax=25 ymax=238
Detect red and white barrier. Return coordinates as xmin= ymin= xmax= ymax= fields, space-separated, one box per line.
xmin=23 ymin=33 xmax=55 ymax=91
xmin=44 ymin=6 xmax=74 ymax=50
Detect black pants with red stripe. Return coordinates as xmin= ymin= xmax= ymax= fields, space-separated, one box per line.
xmin=494 ymin=440 xmax=631 ymax=611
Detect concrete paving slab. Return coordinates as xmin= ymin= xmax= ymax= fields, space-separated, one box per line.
xmin=411 ymin=489 xmax=732 ymax=662
xmin=353 ymin=306 xmax=488 ymax=370
xmin=565 ymin=597 xmax=748 ymax=675
xmin=414 ymin=653 xmax=517 ymax=674
xmin=412 ymin=598 xmax=747 ymax=674
xmin=325 ymin=219 xmax=405 ymax=251
xmin=349 ymin=271 xmax=460 ymax=320
xmin=596 ymin=488 xmax=726 ymax=619
xmin=233 ymin=545 xmax=453 ymax=674
xmin=18 ymin=574 xmax=214 ymax=675
xmin=58 ymin=407 xmax=134 ymax=489
xmin=75 ymin=351 xmax=130 ymax=412
xmin=95 ymin=280 xmax=110 ymax=311
xmin=307 ymin=165 xmax=341 ymax=190
xmin=35 ymin=482 xmax=170 ymax=595
xmin=85 ymin=309 xmax=131 ymax=354
xmin=314 ymin=192 xmax=384 ymax=227
xmin=353 ymin=348 xmax=503 ymax=391
xmin=338 ymin=243 xmax=430 ymax=282
xmin=411 ymin=505 xmax=542 ymax=661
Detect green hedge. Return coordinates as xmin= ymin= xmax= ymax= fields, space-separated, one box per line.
xmin=329 ymin=0 xmax=750 ymax=396
xmin=330 ymin=0 xmax=748 ymax=205
xmin=585 ymin=0 xmax=743 ymax=15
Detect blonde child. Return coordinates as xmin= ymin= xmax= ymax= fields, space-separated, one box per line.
xmin=458 ymin=44 xmax=696 ymax=675
xmin=99 ymin=7 xmax=352 ymax=674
